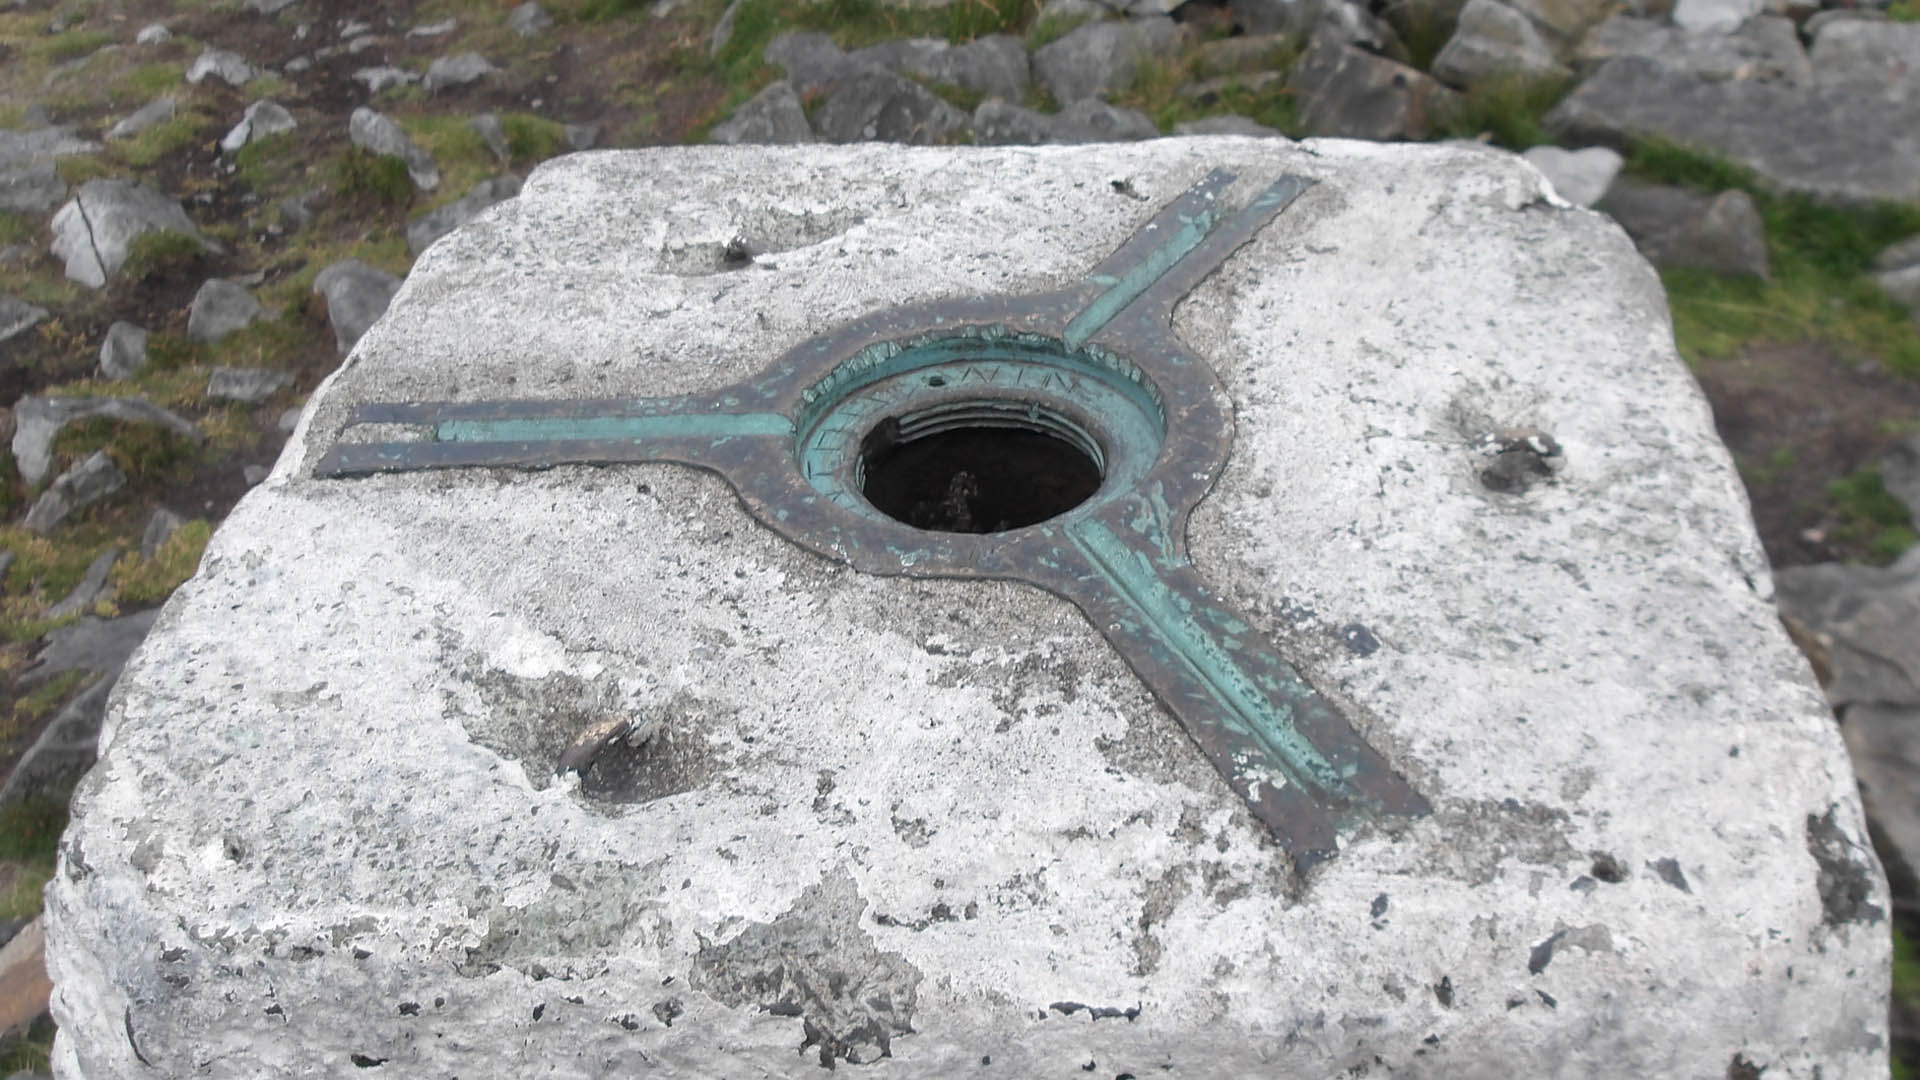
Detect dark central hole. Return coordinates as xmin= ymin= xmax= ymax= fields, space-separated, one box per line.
xmin=861 ymin=417 xmax=1103 ymax=533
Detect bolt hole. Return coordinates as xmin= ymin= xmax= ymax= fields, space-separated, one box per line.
xmin=926 ymin=375 xmax=946 ymax=387
xmin=860 ymin=402 xmax=1103 ymax=533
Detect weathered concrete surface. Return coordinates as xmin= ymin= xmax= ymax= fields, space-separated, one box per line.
xmin=46 ymin=142 xmax=1886 ymax=1079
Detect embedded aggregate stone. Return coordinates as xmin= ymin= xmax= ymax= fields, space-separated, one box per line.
xmin=43 ymin=142 xmax=1888 ymax=1079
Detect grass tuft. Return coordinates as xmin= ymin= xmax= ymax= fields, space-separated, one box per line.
xmin=1828 ymin=467 xmax=1917 ymax=564
xmin=502 ymin=112 xmax=568 ymax=164
xmin=332 ymin=148 xmax=415 ymax=208
xmin=110 ymin=520 xmax=212 ymax=606
xmin=119 ymin=229 xmax=207 ymax=283
xmin=1431 ymin=72 xmax=1571 ymax=150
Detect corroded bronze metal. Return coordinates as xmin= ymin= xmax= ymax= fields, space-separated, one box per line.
xmin=317 ymin=169 xmax=1429 ymax=870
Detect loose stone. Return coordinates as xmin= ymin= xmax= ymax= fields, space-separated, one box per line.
xmin=207 ymin=367 xmax=293 ymax=403
xmin=98 ymin=321 xmax=149 ymax=380
xmin=23 ymin=450 xmax=125 ymax=535
xmin=187 ymin=279 xmax=263 ymax=343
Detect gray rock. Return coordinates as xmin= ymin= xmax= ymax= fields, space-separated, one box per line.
xmin=1811 ymin=20 xmax=1920 ymax=102
xmin=49 ymin=178 xmax=213 ymax=289
xmin=764 ymin=31 xmax=856 ymax=94
xmin=277 ymin=191 xmax=316 ymax=232
xmin=0 ymin=674 xmax=112 ymax=805
xmin=0 ymin=125 xmax=95 ymax=214
xmin=1033 ymin=17 xmax=1181 ymax=104
xmin=1877 ymin=263 xmax=1920 ymax=311
xmin=106 ymin=97 xmax=175 ymax=140
xmin=1670 ymin=0 xmax=1761 ymax=34
xmin=1521 ymin=144 xmax=1621 ymax=206
xmin=185 ymin=49 xmax=257 ymax=87
xmin=710 ymin=80 xmax=814 ymax=145
xmin=1046 ymin=97 xmax=1158 ymax=142
xmin=1432 ymin=0 xmax=1570 ymax=87
xmin=1173 ymin=114 xmax=1284 ymax=136
xmin=507 ymin=2 xmax=552 ymax=36
xmin=348 ymin=107 xmax=440 ymax=191
xmin=1596 ymin=180 xmax=1769 ymax=278
xmin=409 ymin=18 xmax=457 ymax=37
xmin=339 ymin=19 xmax=372 ymax=38
xmin=135 ymin=23 xmax=171 ymax=45
xmin=1231 ymin=0 xmax=1329 ymax=36
xmin=1504 ymin=0 xmax=1620 ymax=46
xmin=1289 ymin=25 xmax=1458 ymax=140
xmin=187 ymin=279 xmax=262 ymax=343
xmin=0 ymin=294 xmax=48 ymax=346
xmin=0 ymin=162 xmax=65 ymax=215
xmin=1573 ymin=14 xmax=1811 ymax=85
xmin=312 ymin=259 xmax=403 ymax=352
xmin=1881 ymin=436 xmax=1920 ymax=520
xmin=140 ymin=507 xmax=185 ymax=560
xmin=1875 ymin=234 xmax=1920 ymax=274
xmin=243 ymin=464 xmax=271 ymax=485
xmin=1545 ymin=56 xmax=1920 ymax=204
xmin=16 ymin=610 xmax=161 ymax=689
xmin=244 ymin=0 xmax=301 ymax=11
xmin=709 ymin=0 xmax=742 ymax=57
xmin=23 ymin=450 xmax=125 ymax=534
xmin=208 ymin=367 xmax=292 ymax=403
xmin=44 ymin=143 xmax=1889 ymax=1079
xmin=813 ymin=70 xmax=971 ymax=145
xmin=284 ymin=56 xmax=313 ymax=74
xmin=352 ymin=66 xmax=418 ymax=93
xmin=1841 ymin=702 xmax=1920 ymax=890
xmin=277 ymin=406 xmax=304 ymax=434
xmin=98 ymin=321 xmax=148 ymax=380
xmin=565 ymin=124 xmax=598 ymax=151
xmin=471 ymin=113 xmax=510 ymax=161
xmin=424 ymin=52 xmax=496 ymax=93
xmin=46 ymin=548 xmax=118 ymax=621
xmin=1803 ymin=8 xmax=1884 ymax=40
xmin=10 ymin=395 xmax=201 ymax=487
xmin=1777 ymin=546 xmax=1920 ymax=710
xmin=220 ymin=100 xmax=296 ymax=153
xmin=848 ymin=34 xmax=1030 ymax=104
xmin=971 ymin=100 xmax=1054 ymax=144
xmin=406 ymin=176 xmax=521 ymax=256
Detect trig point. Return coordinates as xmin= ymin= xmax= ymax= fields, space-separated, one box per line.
xmin=45 ymin=142 xmax=1888 ymax=1078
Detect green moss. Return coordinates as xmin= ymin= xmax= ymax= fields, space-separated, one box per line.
xmin=233 ymin=131 xmax=298 ymax=192
xmin=1629 ymin=142 xmax=1920 ymax=376
xmin=40 ymin=28 xmax=115 ymax=62
xmin=1828 ymin=467 xmax=1916 ymax=564
xmin=144 ymin=332 xmax=204 ymax=372
xmin=53 ymin=154 xmax=114 ymax=186
xmin=51 ymin=415 xmax=204 ymax=488
xmin=1431 ymin=72 xmax=1572 ymax=150
xmin=0 ymin=1017 xmax=54 ymax=1076
xmin=1024 ymin=11 xmax=1092 ymax=50
xmin=0 ymin=796 xmax=68 ymax=864
xmin=115 ymin=110 xmax=212 ymax=168
xmin=502 ymin=112 xmax=568 ymax=165
xmin=8 ymin=670 xmax=86 ymax=737
xmin=0 ymin=211 xmax=30 ymax=247
xmin=110 ymin=519 xmax=211 ymax=606
xmin=1888 ymin=0 xmax=1918 ymax=20
xmin=119 ymin=228 xmax=208 ymax=283
xmin=117 ymin=62 xmax=187 ymax=97
xmin=333 ymin=147 xmax=415 ymax=208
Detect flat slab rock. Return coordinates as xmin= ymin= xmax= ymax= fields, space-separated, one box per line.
xmin=45 ymin=142 xmax=1887 ymax=1079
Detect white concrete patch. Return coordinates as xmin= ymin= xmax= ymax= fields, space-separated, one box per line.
xmin=45 ymin=142 xmax=1887 ymax=1079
